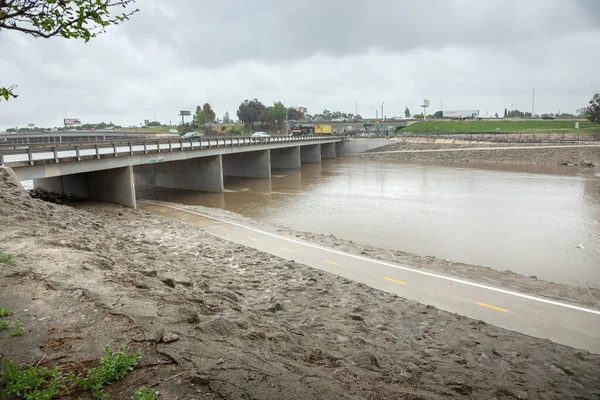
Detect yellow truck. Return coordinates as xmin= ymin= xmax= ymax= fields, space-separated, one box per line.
xmin=314 ymin=124 xmax=333 ymax=135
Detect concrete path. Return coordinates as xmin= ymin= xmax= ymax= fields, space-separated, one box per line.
xmin=141 ymin=201 xmax=600 ymax=353
xmin=367 ymin=144 xmax=600 ymax=155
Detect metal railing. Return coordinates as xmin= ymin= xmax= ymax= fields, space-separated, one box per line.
xmin=0 ymin=135 xmax=342 ymax=166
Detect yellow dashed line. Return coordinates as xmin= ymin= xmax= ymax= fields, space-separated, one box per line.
xmin=198 ymin=220 xmax=206 ymax=224
xmin=384 ymin=277 xmax=407 ymax=285
xmin=325 ymin=260 xmax=338 ymax=265
xmin=220 ymin=227 xmax=227 ymax=232
xmin=178 ymin=214 xmax=185 ymax=218
xmin=248 ymin=237 xmax=257 ymax=241
xmin=281 ymin=247 xmax=294 ymax=253
xmin=160 ymin=209 xmax=165 ymax=213
xmin=476 ymin=302 xmax=509 ymax=313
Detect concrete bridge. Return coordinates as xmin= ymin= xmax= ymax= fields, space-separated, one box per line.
xmin=0 ymin=135 xmax=364 ymax=209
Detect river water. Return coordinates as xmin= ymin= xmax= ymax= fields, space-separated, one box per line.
xmin=136 ymin=159 xmax=600 ymax=288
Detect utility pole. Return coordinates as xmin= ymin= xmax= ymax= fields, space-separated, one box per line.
xmin=532 ymin=88 xmax=535 ymax=117
xmin=381 ymin=102 xmax=385 ymax=121
xmin=354 ymin=99 xmax=358 ymax=116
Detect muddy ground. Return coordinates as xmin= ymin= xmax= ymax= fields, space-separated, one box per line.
xmin=2 ymin=167 xmax=600 ymax=399
xmin=354 ymin=140 xmax=600 ymax=168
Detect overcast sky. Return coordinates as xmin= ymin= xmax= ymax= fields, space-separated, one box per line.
xmin=1 ymin=0 xmax=599 ymax=129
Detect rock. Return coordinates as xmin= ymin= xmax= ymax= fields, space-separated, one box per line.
xmin=264 ymin=301 xmax=284 ymax=313
xmin=190 ymin=374 xmax=210 ymax=385
xmin=162 ymin=278 xmax=176 ymax=288
xmin=448 ymin=383 xmax=473 ymax=395
xmin=576 ymin=244 xmax=585 ymax=249
xmin=135 ymin=281 xmax=150 ymax=289
xmin=349 ymin=314 xmax=364 ymax=321
xmin=529 ymin=275 xmax=538 ymax=279
xmin=142 ymin=269 xmax=158 ymax=277
xmin=162 ymin=332 xmax=180 ymax=343
xmin=352 ymin=351 xmax=380 ymax=371
xmin=69 ymin=289 xmax=84 ymax=299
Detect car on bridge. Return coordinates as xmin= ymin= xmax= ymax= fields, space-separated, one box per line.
xmin=181 ymin=131 xmax=202 ymax=140
xmin=251 ymin=132 xmax=270 ymax=142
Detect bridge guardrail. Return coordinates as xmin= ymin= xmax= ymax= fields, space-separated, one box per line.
xmin=0 ymin=135 xmax=342 ymax=166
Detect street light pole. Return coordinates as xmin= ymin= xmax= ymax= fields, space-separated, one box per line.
xmin=354 ymin=99 xmax=358 ymax=116
xmin=381 ymin=102 xmax=385 ymax=121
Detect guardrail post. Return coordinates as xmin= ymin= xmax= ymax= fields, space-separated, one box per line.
xmin=143 ymin=142 xmax=148 ymax=154
xmin=168 ymin=141 xmax=172 ymax=152
xmin=179 ymin=140 xmax=184 ymax=151
xmin=129 ymin=142 xmax=133 ymax=155
xmin=113 ymin=143 xmax=118 ymax=157
xmin=53 ymin=147 xmax=59 ymax=163
xmin=95 ymin=144 xmax=100 ymax=159
xmin=0 ymin=152 xmax=4 ymax=166
xmin=156 ymin=141 xmax=161 ymax=153
xmin=75 ymin=146 xmax=81 ymax=161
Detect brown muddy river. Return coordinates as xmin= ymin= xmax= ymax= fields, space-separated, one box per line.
xmin=139 ymin=159 xmax=600 ymax=288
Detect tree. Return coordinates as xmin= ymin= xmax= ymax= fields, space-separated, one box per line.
xmin=504 ymin=108 xmax=508 ymax=118
xmin=269 ymin=102 xmax=286 ymax=128
xmin=585 ymin=93 xmax=600 ymax=124
xmin=412 ymin=113 xmax=424 ymax=119
xmin=404 ymin=107 xmax=410 ymax=118
xmin=236 ymin=99 xmax=265 ymax=129
xmin=576 ymin=107 xmax=587 ymax=117
xmin=203 ymin=103 xmax=216 ymax=123
xmin=222 ymin=111 xmax=233 ymax=124
xmin=194 ymin=105 xmax=205 ymax=127
xmin=0 ymin=0 xmax=138 ymax=101
xmin=286 ymin=107 xmax=304 ymax=121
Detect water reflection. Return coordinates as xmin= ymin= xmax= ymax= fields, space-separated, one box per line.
xmin=137 ymin=159 xmax=600 ymax=287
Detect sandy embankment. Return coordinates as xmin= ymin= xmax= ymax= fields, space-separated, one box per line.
xmin=1 ymin=168 xmax=600 ymax=399
xmin=353 ymin=139 xmax=600 ymax=168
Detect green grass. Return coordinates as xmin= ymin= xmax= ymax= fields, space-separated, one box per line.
xmin=0 ymin=307 xmax=14 ymax=317
xmin=10 ymin=320 xmax=24 ymax=336
xmin=1 ymin=345 xmax=145 ymax=400
xmin=405 ymin=120 xmax=599 ymax=134
xmin=67 ymin=345 xmax=141 ymax=399
xmin=132 ymin=387 xmax=159 ymax=399
xmin=0 ymin=320 xmax=9 ymax=331
xmin=0 ymin=250 xmax=13 ymax=265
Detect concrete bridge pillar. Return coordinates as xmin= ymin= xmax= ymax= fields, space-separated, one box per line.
xmin=321 ymin=142 xmax=336 ymax=159
xmin=270 ymin=146 xmax=301 ymax=169
xmin=134 ymin=155 xmax=224 ymax=193
xmin=222 ymin=149 xmax=271 ymax=179
xmin=34 ymin=166 xmax=137 ymax=208
xmin=300 ymin=144 xmax=321 ymax=164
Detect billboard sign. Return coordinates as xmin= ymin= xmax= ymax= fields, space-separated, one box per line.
xmin=180 ymin=110 xmax=191 ymax=116
xmin=63 ymin=118 xmax=81 ymax=126
xmin=422 ymin=99 xmax=430 ymax=107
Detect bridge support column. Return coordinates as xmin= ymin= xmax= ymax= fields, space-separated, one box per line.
xmin=134 ymin=155 xmax=224 ymax=193
xmin=300 ymin=144 xmax=321 ymax=163
xmin=222 ymin=150 xmax=271 ymax=178
xmin=270 ymin=146 xmax=301 ymax=169
xmin=34 ymin=166 xmax=137 ymax=208
xmin=321 ymin=143 xmax=336 ymax=159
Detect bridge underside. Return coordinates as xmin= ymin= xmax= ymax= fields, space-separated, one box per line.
xmin=25 ymin=143 xmax=344 ymax=208
xmin=34 ymin=166 xmax=136 ymax=208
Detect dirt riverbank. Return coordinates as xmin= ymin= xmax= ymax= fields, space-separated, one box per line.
xmin=354 ymin=140 xmax=600 ymax=168
xmin=2 ymin=168 xmax=600 ymax=399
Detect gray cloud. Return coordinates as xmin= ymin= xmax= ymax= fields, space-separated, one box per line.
xmin=1 ymin=0 xmax=599 ymax=128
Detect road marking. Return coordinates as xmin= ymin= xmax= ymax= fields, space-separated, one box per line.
xmin=281 ymin=247 xmax=294 ymax=253
xmin=385 ymin=277 xmax=407 ymax=285
xmin=248 ymin=237 xmax=257 ymax=241
xmin=477 ymin=302 xmax=509 ymax=313
xmin=220 ymin=227 xmax=227 ymax=232
xmin=325 ymin=260 xmax=338 ymax=265
xmin=160 ymin=209 xmax=165 ymax=213
xmin=198 ymin=220 xmax=206 ymax=224
xmin=178 ymin=214 xmax=185 ymax=218
xmin=142 ymin=202 xmax=600 ymax=316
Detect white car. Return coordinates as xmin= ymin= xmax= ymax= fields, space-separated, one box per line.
xmin=251 ymin=132 xmax=270 ymax=141
xmin=169 ymin=129 xmax=178 ymax=134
